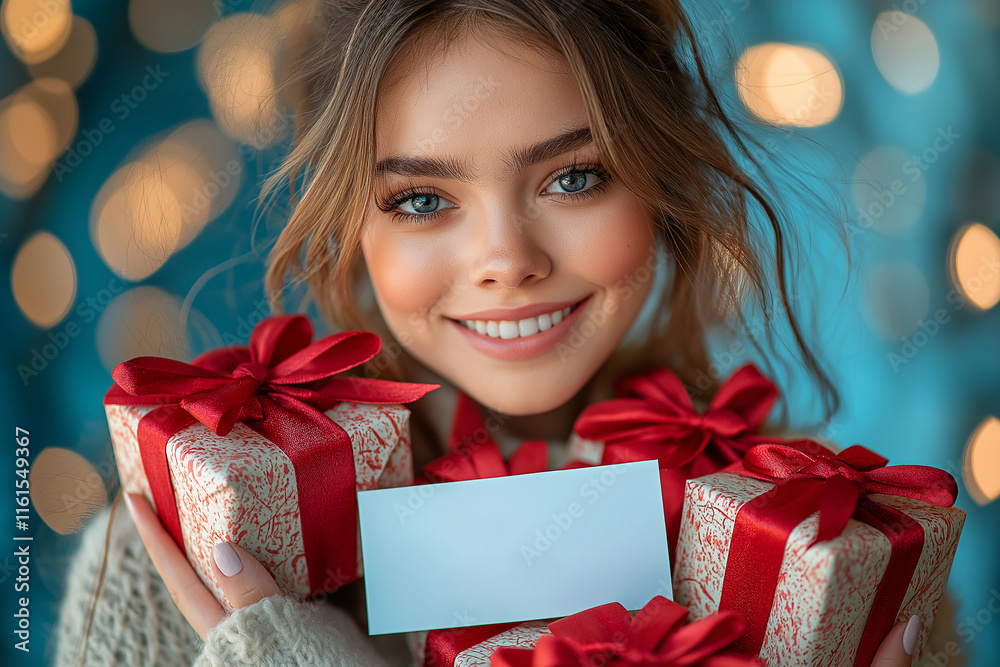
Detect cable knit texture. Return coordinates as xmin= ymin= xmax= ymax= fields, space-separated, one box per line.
xmin=53 ymin=504 xmax=396 ymax=666
xmin=53 ymin=502 xmax=203 ymax=666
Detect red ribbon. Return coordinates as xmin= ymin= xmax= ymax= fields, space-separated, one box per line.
xmin=422 ymin=623 xmax=521 ymax=667
xmin=419 ymin=391 xmax=548 ymax=483
xmin=717 ymin=443 xmax=958 ymax=665
xmin=572 ymin=364 xmax=796 ymax=555
xmin=491 ymin=596 xmax=760 ymax=667
xmin=103 ymin=314 xmax=438 ymax=595
xmin=418 ymin=392 xmax=547 ymax=665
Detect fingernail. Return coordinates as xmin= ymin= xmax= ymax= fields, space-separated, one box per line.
xmin=902 ymin=615 xmax=920 ymax=655
xmin=213 ymin=542 xmax=243 ymax=577
xmin=123 ymin=493 xmax=136 ymax=518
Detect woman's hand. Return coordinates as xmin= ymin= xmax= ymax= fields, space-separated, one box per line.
xmin=123 ymin=492 xmax=284 ymax=640
xmin=870 ymin=616 xmax=921 ymax=667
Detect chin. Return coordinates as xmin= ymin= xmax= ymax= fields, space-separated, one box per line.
xmin=460 ymin=373 xmax=587 ymax=417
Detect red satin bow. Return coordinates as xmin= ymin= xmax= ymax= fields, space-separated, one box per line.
xmin=104 ymin=314 xmax=438 ymax=594
xmin=718 ymin=443 xmax=958 ymax=664
xmin=491 ymin=596 xmax=760 ymax=667
xmin=572 ymin=364 xmax=788 ymax=556
xmin=573 ymin=364 xmax=778 ymax=469
xmin=420 ymin=391 xmax=548 ymax=483
xmin=108 ymin=315 xmax=437 ymax=429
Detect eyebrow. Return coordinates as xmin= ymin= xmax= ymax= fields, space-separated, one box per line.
xmin=373 ymin=126 xmax=594 ymax=181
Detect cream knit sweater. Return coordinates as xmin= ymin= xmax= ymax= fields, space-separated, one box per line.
xmin=52 ymin=501 xmax=408 ymax=666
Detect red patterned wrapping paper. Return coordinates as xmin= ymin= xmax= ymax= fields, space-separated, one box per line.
xmin=107 ymin=400 xmax=413 ymax=606
xmin=672 ymin=472 xmax=965 ymax=666
xmin=407 ymin=622 xmax=551 ymax=667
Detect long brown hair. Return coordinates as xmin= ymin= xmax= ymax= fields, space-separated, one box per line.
xmin=260 ymin=0 xmax=841 ymax=423
xmin=79 ymin=2 xmax=844 ymax=656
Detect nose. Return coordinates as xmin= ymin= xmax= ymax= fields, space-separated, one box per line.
xmin=467 ymin=209 xmax=552 ymax=288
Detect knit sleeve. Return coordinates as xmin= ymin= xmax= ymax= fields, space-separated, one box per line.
xmin=195 ymin=595 xmax=394 ymax=667
xmin=52 ymin=502 xmax=204 ymax=666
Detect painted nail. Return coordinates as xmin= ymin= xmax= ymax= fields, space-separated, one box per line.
xmin=123 ymin=493 xmax=136 ymax=518
xmin=902 ymin=615 xmax=920 ymax=656
xmin=213 ymin=542 xmax=243 ymax=577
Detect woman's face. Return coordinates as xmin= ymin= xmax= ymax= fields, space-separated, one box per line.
xmin=361 ymin=28 xmax=658 ymax=415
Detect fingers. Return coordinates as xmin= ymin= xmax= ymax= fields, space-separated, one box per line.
xmin=210 ymin=540 xmax=283 ymax=609
xmin=870 ymin=616 xmax=920 ymax=667
xmin=124 ymin=493 xmax=226 ymax=640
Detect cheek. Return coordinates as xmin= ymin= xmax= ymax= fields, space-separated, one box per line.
xmin=564 ymin=198 xmax=656 ymax=286
xmin=362 ymin=228 xmax=455 ymax=322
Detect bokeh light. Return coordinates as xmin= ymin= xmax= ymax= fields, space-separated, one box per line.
xmin=11 ymin=231 xmax=77 ymax=328
xmin=14 ymin=77 xmax=77 ymax=156
xmin=198 ymin=13 xmax=285 ymax=148
xmin=143 ymin=119 xmax=244 ymax=249
xmin=736 ymin=43 xmax=843 ymax=127
xmin=0 ymin=94 xmax=55 ymax=198
xmin=871 ymin=11 xmax=939 ymax=94
xmin=128 ymin=0 xmax=218 ymax=53
xmin=861 ymin=259 xmax=930 ymax=340
xmin=90 ymin=161 xmax=184 ymax=281
xmin=964 ymin=416 xmax=1000 ymax=506
xmin=1 ymin=0 xmax=72 ymax=64
xmin=29 ymin=447 xmax=107 ymax=534
xmin=27 ymin=15 xmax=97 ymax=88
xmin=949 ymin=223 xmax=1000 ymax=311
xmin=852 ymin=146 xmax=927 ymax=236
xmin=95 ymin=286 xmax=191 ymax=372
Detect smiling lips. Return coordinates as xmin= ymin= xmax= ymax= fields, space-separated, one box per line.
xmin=448 ymin=296 xmax=591 ymax=362
xmin=458 ymin=304 xmax=574 ymax=339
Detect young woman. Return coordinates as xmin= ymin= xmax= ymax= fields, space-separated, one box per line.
xmin=54 ymin=1 xmax=954 ymax=664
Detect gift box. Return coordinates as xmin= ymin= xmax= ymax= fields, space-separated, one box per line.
xmin=407 ymin=596 xmax=759 ymax=667
xmin=672 ymin=442 xmax=965 ymax=667
xmin=103 ymin=314 xmax=438 ymax=605
xmin=490 ymin=596 xmax=760 ymax=667
xmin=407 ymin=622 xmax=552 ymax=667
xmin=570 ymin=364 xmax=813 ymax=556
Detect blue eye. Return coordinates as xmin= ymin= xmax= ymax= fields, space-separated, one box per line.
xmin=377 ymin=161 xmax=612 ymax=225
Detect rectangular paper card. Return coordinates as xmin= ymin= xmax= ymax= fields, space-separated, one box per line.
xmin=358 ymin=459 xmax=671 ymax=634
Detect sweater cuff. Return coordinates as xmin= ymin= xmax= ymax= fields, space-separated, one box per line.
xmin=194 ymin=595 xmax=390 ymax=667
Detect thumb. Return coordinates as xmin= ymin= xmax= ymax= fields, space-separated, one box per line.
xmin=211 ymin=541 xmax=283 ymax=610
xmin=870 ymin=616 xmax=919 ymax=667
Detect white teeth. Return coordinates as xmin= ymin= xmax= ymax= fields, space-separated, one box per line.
xmin=518 ymin=318 xmax=539 ymax=337
xmin=498 ymin=321 xmax=519 ymax=339
xmin=458 ymin=303 xmax=582 ymax=340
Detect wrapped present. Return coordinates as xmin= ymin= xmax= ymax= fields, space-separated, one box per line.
xmin=491 ymin=595 xmax=761 ymax=666
xmin=672 ymin=442 xmax=965 ymax=666
xmin=408 ymin=622 xmax=551 ymax=667
xmin=104 ymin=314 xmax=438 ymax=604
xmin=571 ymin=364 xmax=811 ymax=555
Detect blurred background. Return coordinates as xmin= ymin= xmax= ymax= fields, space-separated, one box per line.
xmin=0 ymin=0 xmax=998 ymax=664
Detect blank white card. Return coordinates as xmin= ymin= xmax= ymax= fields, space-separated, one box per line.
xmin=357 ymin=459 xmax=671 ymax=635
